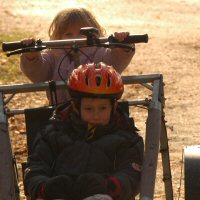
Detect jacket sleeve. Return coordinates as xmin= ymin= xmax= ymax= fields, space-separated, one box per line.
xmin=20 ymin=50 xmax=55 ymax=82
xmin=24 ymin=127 xmax=56 ymax=199
xmin=94 ymin=47 xmax=135 ymax=74
xmin=109 ymin=133 xmax=144 ymax=200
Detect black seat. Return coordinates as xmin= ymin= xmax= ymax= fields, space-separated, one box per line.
xmin=24 ymin=106 xmax=54 ymax=155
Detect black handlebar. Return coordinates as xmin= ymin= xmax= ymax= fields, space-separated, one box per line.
xmin=2 ymin=34 xmax=148 ymax=53
xmin=2 ymin=41 xmax=35 ymax=52
xmin=108 ymin=34 xmax=148 ymax=44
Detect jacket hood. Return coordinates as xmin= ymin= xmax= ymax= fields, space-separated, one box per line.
xmin=50 ymin=101 xmax=139 ymax=140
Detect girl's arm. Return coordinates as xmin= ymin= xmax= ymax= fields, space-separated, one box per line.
xmin=94 ymin=32 xmax=135 ymax=74
xmin=105 ymin=32 xmax=135 ymax=73
xmin=104 ymin=45 xmax=135 ymax=74
xmin=20 ymin=51 xmax=54 ymax=82
xmin=20 ymin=38 xmax=54 ymax=82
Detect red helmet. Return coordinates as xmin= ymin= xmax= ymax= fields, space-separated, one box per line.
xmin=67 ymin=62 xmax=124 ymax=99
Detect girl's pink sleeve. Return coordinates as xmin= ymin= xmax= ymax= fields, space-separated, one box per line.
xmin=94 ymin=47 xmax=135 ymax=74
xmin=20 ymin=51 xmax=55 ymax=83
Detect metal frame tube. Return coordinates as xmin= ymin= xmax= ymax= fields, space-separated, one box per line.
xmin=0 ymin=92 xmax=18 ymax=200
xmin=140 ymin=80 xmax=162 ymax=200
xmin=0 ymin=74 xmax=162 ymax=95
xmin=0 ymin=74 xmax=173 ymax=200
xmin=160 ymin=117 xmax=174 ymax=199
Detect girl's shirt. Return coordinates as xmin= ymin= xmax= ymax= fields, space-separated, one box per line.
xmin=20 ymin=47 xmax=134 ymax=104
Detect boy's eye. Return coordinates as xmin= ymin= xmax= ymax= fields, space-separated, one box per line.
xmin=84 ymin=107 xmax=92 ymax=111
xmin=100 ymin=106 xmax=107 ymax=110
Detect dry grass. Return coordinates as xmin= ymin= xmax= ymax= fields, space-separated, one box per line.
xmin=1 ymin=0 xmax=200 ymax=199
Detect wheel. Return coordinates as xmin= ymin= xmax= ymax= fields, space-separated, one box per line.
xmin=184 ymin=145 xmax=200 ymax=200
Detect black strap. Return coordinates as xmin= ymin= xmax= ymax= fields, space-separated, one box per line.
xmin=48 ymin=80 xmax=58 ymax=107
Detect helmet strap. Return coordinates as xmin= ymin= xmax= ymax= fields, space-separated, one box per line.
xmin=70 ymin=99 xmax=80 ymax=115
xmin=109 ymin=99 xmax=118 ymax=122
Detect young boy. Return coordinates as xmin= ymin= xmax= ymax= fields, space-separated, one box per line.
xmin=24 ymin=62 xmax=144 ymax=200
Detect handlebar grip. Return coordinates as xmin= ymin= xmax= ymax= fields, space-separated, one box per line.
xmin=109 ymin=34 xmax=148 ymax=44
xmin=2 ymin=41 xmax=35 ymax=52
xmin=125 ymin=34 xmax=148 ymax=43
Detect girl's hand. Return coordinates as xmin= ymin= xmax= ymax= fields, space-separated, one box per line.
xmin=114 ymin=32 xmax=130 ymax=42
xmin=21 ymin=38 xmax=38 ymax=60
xmin=21 ymin=38 xmax=35 ymax=46
xmin=114 ymin=32 xmax=135 ymax=52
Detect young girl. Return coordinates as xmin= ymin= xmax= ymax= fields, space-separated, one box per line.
xmin=20 ymin=7 xmax=135 ymax=105
xmin=24 ymin=62 xmax=144 ymax=200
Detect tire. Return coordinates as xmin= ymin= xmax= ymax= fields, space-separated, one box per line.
xmin=184 ymin=145 xmax=200 ymax=200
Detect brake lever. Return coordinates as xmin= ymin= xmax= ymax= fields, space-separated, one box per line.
xmin=99 ymin=43 xmax=135 ymax=51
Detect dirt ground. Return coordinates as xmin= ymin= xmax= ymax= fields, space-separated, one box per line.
xmin=1 ymin=0 xmax=200 ymax=199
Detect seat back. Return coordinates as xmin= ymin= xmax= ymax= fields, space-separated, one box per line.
xmin=25 ymin=107 xmax=54 ymax=155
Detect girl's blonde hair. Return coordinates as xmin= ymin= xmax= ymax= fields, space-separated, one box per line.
xmin=48 ymin=7 xmax=106 ymax=40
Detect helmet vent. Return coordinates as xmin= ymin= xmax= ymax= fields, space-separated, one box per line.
xmin=95 ymin=75 xmax=101 ymax=86
xmin=107 ymin=76 xmax=111 ymax=87
xmin=85 ymin=76 xmax=89 ymax=86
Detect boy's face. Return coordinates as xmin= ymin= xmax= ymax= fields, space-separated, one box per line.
xmin=80 ymin=97 xmax=114 ymax=126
